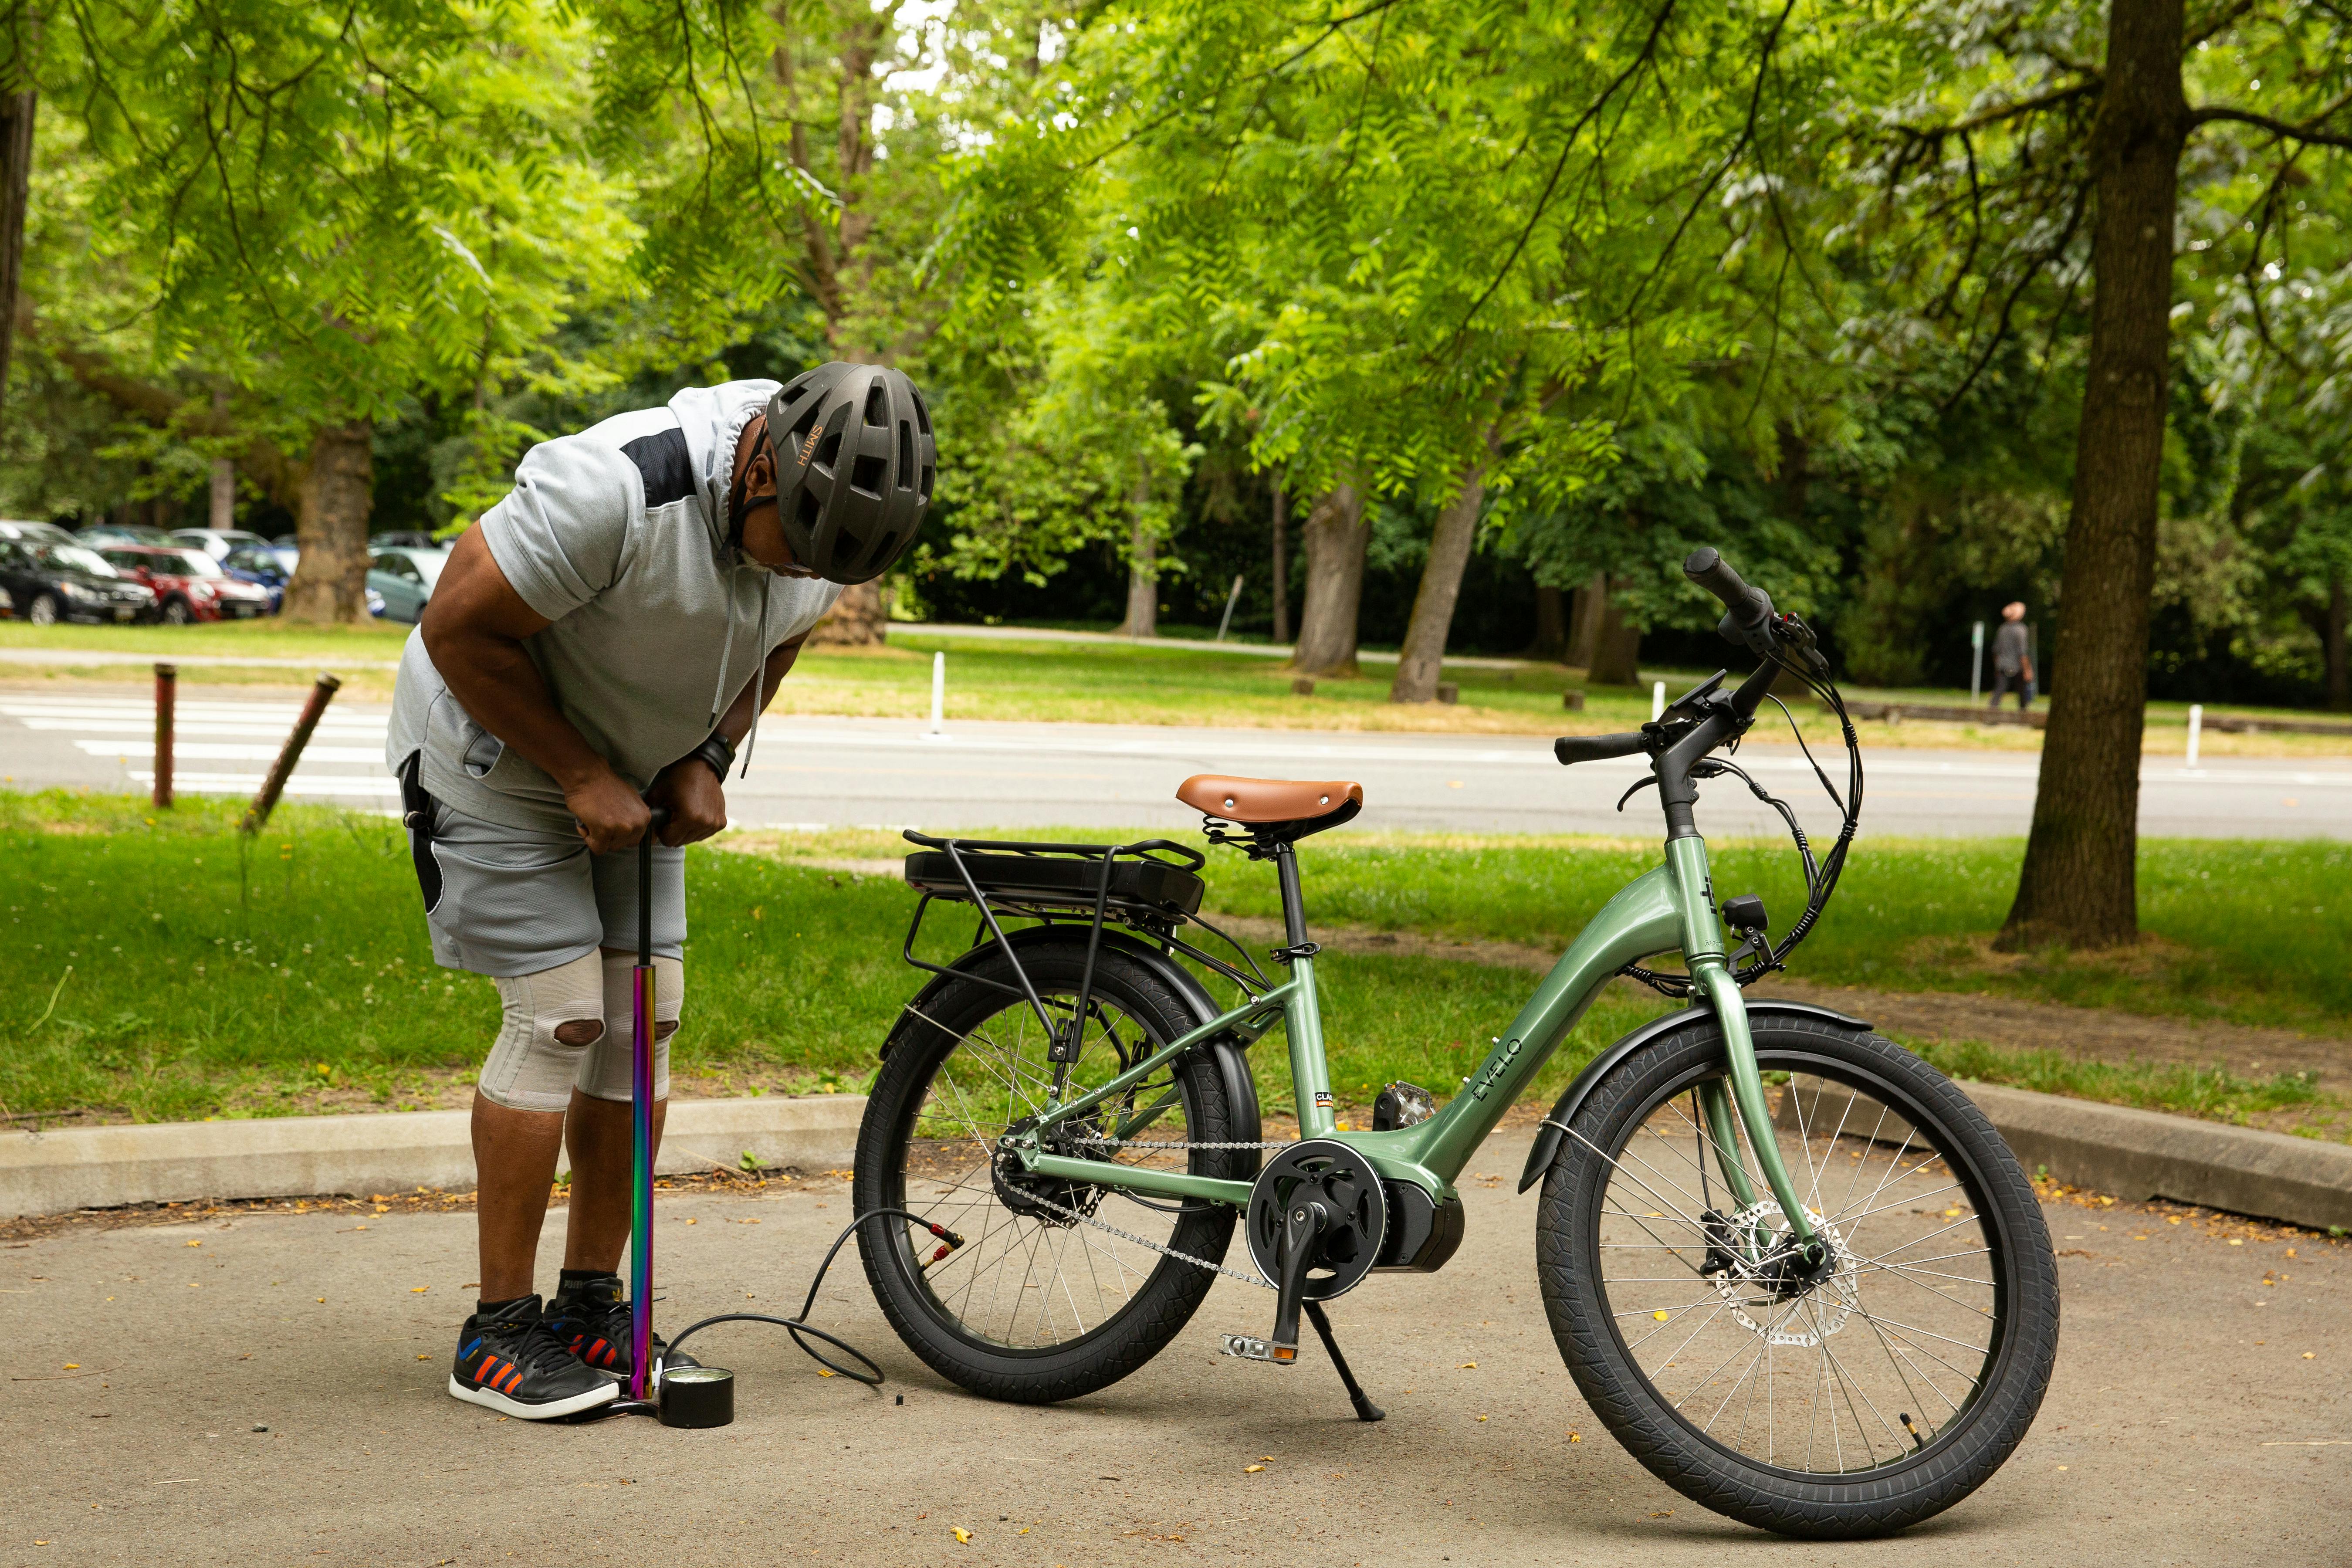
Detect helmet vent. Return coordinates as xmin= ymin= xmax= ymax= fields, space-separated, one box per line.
xmin=796 ymin=488 xmax=822 ymax=528
xmin=919 ymin=464 xmax=934 ymax=501
xmin=911 ymin=391 xmax=931 ymax=435
xmin=897 ymin=421 xmax=914 ymax=489
xmin=849 ymin=453 xmax=889 ymax=498
xmin=815 ymin=428 xmax=842 ymax=471
xmin=863 ymin=381 xmax=888 ymax=424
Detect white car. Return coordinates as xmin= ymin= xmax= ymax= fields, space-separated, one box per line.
xmin=169 ymin=527 xmax=274 ymax=562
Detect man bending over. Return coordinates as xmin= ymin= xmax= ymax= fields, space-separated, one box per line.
xmin=387 ymin=363 xmax=934 ymax=1418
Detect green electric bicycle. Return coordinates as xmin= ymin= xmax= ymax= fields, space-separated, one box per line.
xmin=853 ymin=548 xmax=2059 ymax=1538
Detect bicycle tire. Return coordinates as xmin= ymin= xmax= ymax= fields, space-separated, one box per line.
xmin=1536 ymin=1011 xmax=2059 ymax=1537
xmin=855 ymin=942 xmax=1244 ymax=1403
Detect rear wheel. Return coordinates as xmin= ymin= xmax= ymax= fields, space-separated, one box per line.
xmin=1537 ymin=1013 xmax=2058 ymax=1538
xmin=855 ymin=943 xmax=1245 ymax=1403
xmin=161 ymin=597 xmax=193 ymax=625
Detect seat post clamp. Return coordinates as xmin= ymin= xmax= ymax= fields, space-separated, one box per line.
xmin=1270 ymin=941 xmax=1322 ymax=965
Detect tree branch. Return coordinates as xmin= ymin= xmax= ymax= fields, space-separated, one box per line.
xmin=2189 ymin=101 xmax=2352 ymax=150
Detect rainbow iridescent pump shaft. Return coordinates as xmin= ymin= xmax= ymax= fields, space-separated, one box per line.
xmin=627 ymin=813 xmax=666 ymax=1402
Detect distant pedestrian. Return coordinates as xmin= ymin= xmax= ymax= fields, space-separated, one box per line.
xmin=1989 ymin=602 xmax=2034 ymax=711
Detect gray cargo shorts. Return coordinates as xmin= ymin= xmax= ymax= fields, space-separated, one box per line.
xmin=403 ymin=780 xmax=685 ymax=979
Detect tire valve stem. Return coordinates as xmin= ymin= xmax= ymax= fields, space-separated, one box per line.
xmin=916 ymin=1220 xmax=967 ymax=1273
xmin=1899 ymin=1412 xmax=1927 ymax=1452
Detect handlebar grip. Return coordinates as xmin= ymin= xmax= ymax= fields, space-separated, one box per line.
xmin=1555 ymin=732 xmax=1650 ymax=765
xmin=646 ymin=806 xmax=672 ymax=831
xmin=1682 ymin=546 xmax=1769 ymax=629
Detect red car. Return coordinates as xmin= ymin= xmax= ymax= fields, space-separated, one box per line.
xmin=99 ymin=545 xmax=275 ymax=623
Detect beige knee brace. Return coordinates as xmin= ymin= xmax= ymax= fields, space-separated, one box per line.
xmin=575 ymin=952 xmax=682 ymax=1104
xmin=478 ymin=952 xmax=608 ymax=1113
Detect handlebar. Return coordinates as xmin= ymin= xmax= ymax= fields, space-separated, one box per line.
xmin=1554 ymin=732 xmax=1650 ymax=765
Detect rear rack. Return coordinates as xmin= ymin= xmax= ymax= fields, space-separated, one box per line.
xmin=898 ymin=830 xmax=1271 ymax=1052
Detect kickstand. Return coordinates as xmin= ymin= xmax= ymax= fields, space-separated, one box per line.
xmin=1302 ymin=1300 xmax=1384 ymax=1423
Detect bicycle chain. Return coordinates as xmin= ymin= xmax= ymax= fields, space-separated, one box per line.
xmin=1011 ymin=1179 xmax=1275 ymax=1290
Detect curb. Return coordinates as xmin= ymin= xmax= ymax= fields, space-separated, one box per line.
xmin=0 ymin=1095 xmax=867 ymax=1219
xmin=1779 ymin=1076 xmax=2352 ymax=1232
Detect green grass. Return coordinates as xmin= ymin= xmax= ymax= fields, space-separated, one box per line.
xmin=0 ymin=792 xmax=1665 ymax=1124
xmin=1181 ymin=831 xmax=2352 ymax=1035
xmin=4 ymin=794 xmax=2344 ymax=1138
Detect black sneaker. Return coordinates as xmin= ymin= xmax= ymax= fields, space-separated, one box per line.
xmin=545 ymin=1272 xmax=699 ymax=1382
xmin=448 ymin=1296 xmax=618 ymax=1419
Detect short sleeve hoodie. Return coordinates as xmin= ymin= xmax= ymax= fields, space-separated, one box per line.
xmin=386 ymin=381 xmax=842 ymax=832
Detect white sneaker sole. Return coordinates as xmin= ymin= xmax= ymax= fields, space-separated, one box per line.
xmin=446 ymin=1372 xmax=618 ymax=1420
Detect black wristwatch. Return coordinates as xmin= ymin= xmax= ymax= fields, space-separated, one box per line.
xmin=687 ymin=732 xmax=736 ymax=783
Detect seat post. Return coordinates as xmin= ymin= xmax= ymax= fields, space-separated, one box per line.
xmin=1272 ymin=840 xmax=1310 ymax=948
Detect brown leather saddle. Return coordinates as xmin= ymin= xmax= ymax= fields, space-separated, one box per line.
xmin=1175 ymin=774 xmax=1363 ymax=842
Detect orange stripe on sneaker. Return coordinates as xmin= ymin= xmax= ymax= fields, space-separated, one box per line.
xmin=476 ymin=1356 xmax=501 ymax=1387
xmin=498 ymin=1366 xmax=525 ymax=1394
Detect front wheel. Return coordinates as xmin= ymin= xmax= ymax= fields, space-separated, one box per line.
xmin=161 ymin=597 xmax=193 ymax=626
xmin=27 ymin=593 xmax=58 ymax=626
xmin=1537 ymin=1013 xmax=2058 ymax=1538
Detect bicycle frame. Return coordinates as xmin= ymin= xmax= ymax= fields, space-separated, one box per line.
xmin=1006 ymin=830 xmax=1815 ymax=1236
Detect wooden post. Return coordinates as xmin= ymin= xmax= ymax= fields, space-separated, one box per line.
xmin=152 ymin=662 xmax=176 ymax=809
xmin=240 ymin=673 xmax=342 ymax=836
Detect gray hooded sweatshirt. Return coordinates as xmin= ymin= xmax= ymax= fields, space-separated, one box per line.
xmin=386 ymin=380 xmax=842 ymax=833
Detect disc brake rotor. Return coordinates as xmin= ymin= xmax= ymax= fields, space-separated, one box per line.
xmin=1706 ymin=1200 xmax=1860 ymax=1348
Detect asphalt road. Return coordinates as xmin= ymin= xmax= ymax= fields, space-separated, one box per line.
xmin=3 ymin=686 xmax=2349 ymax=840
xmin=5 ymin=1133 xmax=2344 ymax=1567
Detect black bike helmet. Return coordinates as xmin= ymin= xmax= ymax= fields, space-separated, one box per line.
xmin=761 ymin=362 xmax=936 ymax=585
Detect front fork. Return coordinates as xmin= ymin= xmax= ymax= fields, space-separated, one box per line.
xmin=1665 ymin=838 xmax=1816 ymax=1250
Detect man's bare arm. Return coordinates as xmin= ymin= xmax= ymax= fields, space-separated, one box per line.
xmin=420 ymin=527 xmax=651 ymax=854
xmin=643 ymin=634 xmax=808 ymax=847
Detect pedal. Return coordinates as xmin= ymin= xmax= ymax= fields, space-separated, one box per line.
xmin=1218 ymin=1333 xmax=1285 ymax=1363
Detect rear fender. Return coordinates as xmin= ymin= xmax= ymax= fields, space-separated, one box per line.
xmin=883 ymin=925 xmax=1264 ymax=1181
xmin=1516 ymin=999 xmax=1871 ymax=1193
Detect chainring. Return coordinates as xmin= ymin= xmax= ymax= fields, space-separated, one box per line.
xmin=1242 ymin=1138 xmax=1389 ymax=1301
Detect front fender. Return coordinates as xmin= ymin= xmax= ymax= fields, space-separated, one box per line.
xmin=884 ymin=925 xmax=1264 ymax=1181
xmin=1516 ymin=999 xmax=1871 ymax=1192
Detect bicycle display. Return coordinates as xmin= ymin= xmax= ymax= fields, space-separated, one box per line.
xmin=852 ymin=547 xmax=2059 ymax=1538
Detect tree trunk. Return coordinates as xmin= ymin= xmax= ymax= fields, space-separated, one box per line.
xmin=806 ymin=579 xmax=887 ymax=646
xmin=1117 ymin=478 xmax=1156 ymax=637
xmin=1391 ymin=454 xmax=1492 ymax=703
xmin=1290 ymin=484 xmax=1367 ymax=676
xmin=210 ymin=460 xmax=235 ymax=529
xmin=1998 ymin=0 xmax=2187 ymax=952
xmin=2327 ymin=572 xmax=2349 ymax=711
xmin=283 ymin=421 xmax=376 ymax=623
xmin=1528 ymin=584 xmax=1567 ymax=660
xmin=1589 ymin=575 xmax=1642 ymax=686
xmin=1270 ymin=481 xmax=1289 ymax=645
xmin=0 ymin=86 xmax=33 ymax=436
xmin=1567 ymin=572 xmax=1605 ymax=669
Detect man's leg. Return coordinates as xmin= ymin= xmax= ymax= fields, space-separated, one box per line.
xmin=472 ymin=952 xmax=610 ymax=1294
xmin=560 ymin=1077 xmax=670 ymax=1273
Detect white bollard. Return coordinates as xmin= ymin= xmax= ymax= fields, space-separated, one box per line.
xmin=929 ymin=651 xmax=946 ymax=737
xmin=1651 ymin=681 xmax=1666 ymax=722
xmin=2186 ymin=702 xmax=2202 ymax=769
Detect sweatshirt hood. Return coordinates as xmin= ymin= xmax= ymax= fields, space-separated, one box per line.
xmin=666 ymin=379 xmax=782 ymax=559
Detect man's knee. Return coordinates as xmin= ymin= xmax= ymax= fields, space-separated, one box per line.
xmin=478 ymin=952 xmax=609 ymax=1112
xmin=575 ymin=953 xmax=684 ymax=1104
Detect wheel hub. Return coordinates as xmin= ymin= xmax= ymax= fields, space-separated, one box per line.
xmin=990 ymin=1120 xmax=1108 ymax=1226
xmin=1706 ymin=1200 xmax=1859 ymax=1347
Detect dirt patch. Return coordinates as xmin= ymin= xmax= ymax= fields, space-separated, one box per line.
xmin=1206 ymin=912 xmax=2352 ymax=1088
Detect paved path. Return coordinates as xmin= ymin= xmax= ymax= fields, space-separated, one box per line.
xmin=4 ymin=1135 xmax=2343 ymax=1566
xmin=5 ymin=687 xmax=2349 ymax=839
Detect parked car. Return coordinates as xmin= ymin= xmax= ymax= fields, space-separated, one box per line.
xmin=369 ymin=530 xmax=441 ymax=551
xmin=367 ymin=545 xmax=447 ymax=623
xmin=76 ymin=524 xmax=175 ymax=548
xmin=99 ymin=545 xmax=274 ymax=623
xmin=240 ymin=546 xmax=387 ymax=617
xmin=0 ymin=519 xmax=73 ymax=546
xmin=221 ymin=545 xmax=293 ymax=613
xmin=0 ymin=539 xmax=159 ymax=623
xmin=169 ymin=527 xmax=272 ymax=562
xmin=0 ymin=582 xmax=14 ymax=618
